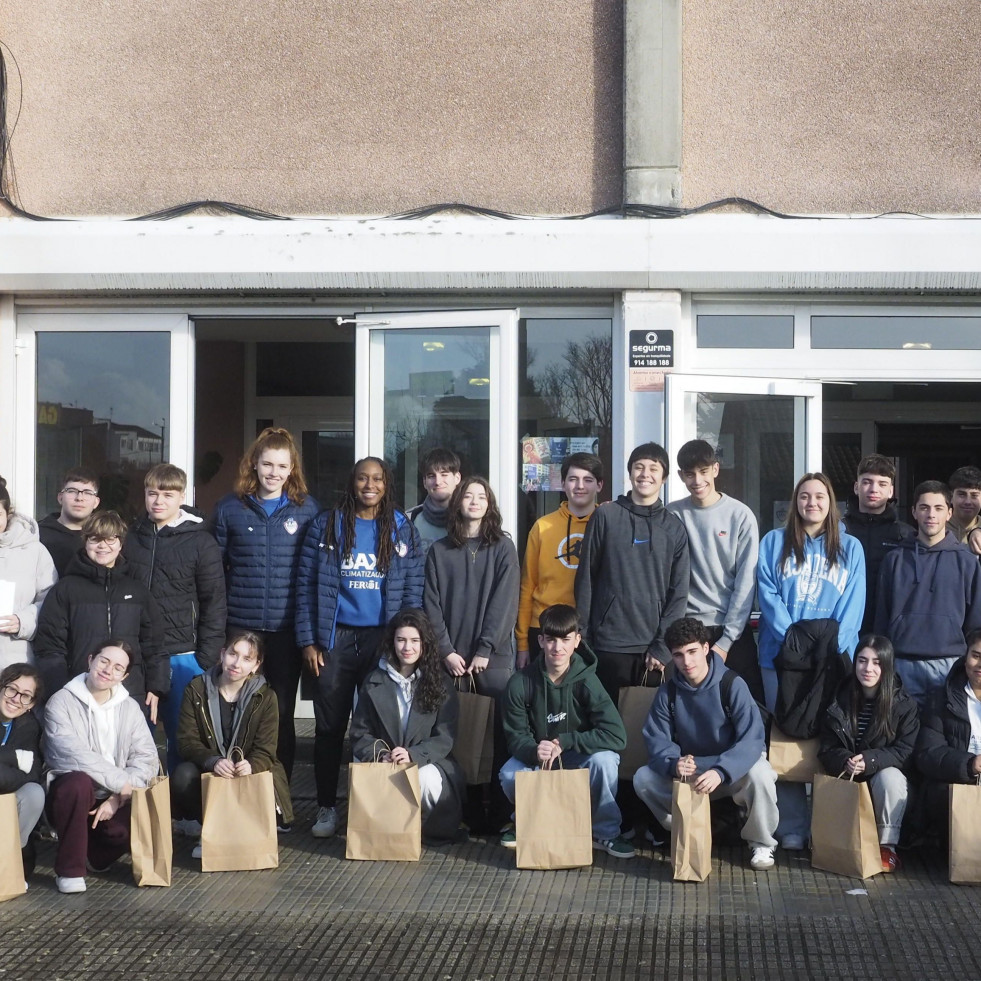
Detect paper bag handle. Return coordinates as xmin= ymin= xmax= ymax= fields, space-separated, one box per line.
xmin=371 ymin=739 xmax=393 ymax=763
xmin=227 ymin=746 xmax=246 ymax=764
xmin=454 ymin=675 xmax=478 ymax=694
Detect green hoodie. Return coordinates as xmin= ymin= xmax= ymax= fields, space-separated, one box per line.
xmin=501 ymin=644 xmax=627 ymax=768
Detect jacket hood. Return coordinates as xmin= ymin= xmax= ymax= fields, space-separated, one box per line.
xmin=614 ymin=493 xmax=664 ymax=517
xmin=131 ymin=507 xmax=206 ymax=539
xmin=64 ymin=549 xmax=128 ymax=582
xmin=896 ymin=530 xmax=965 ymax=593
xmin=0 ymin=512 xmax=41 ymax=550
xmin=613 ymin=493 xmax=666 ymax=554
xmin=534 ymin=641 xmax=599 ymax=688
xmin=844 ymin=500 xmax=902 ymax=524
xmin=65 ymin=672 xmax=133 ymax=711
xmin=898 ymin=529 xmax=963 ymax=553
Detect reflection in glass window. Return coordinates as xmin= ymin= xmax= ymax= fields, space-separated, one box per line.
xmin=519 ymin=319 xmax=613 ymax=558
xmin=36 ymin=332 xmax=170 ymax=520
xmin=382 ymin=328 xmax=490 ymax=510
xmin=697 ymin=315 xmax=794 ymax=349
xmin=811 ymin=316 xmax=981 ymax=350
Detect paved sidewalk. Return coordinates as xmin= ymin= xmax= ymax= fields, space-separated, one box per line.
xmin=6 ymin=740 xmax=980 ymax=980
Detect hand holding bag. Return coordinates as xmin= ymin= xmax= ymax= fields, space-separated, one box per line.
xmin=810 ymin=771 xmax=881 ymax=879
xmin=130 ymin=768 xmax=173 ymax=887
xmin=452 ymin=676 xmax=494 ymax=784
xmin=671 ymin=776 xmax=713 ymax=882
xmin=200 ymin=747 xmax=279 ymax=872
xmin=346 ymin=741 xmax=422 ymax=861
xmin=617 ymin=671 xmax=659 ymax=779
xmin=514 ymin=754 xmax=593 ymax=870
xmin=0 ymin=794 xmax=25 ymax=902
xmin=949 ymin=777 xmax=981 ymax=884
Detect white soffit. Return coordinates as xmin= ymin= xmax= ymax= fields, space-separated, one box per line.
xmin=0 ymin=215 xmax=979 ymax=292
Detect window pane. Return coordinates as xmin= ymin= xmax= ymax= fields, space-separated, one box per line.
xmin=686 ymin=392 xmax=799 ymax=535
xmin=519 ymin=318 xmax=613 ymax=558
xmin=811 ymin=316 xmax=981 ymax=349
xmin=36 ymin=332 xmax=170 ymax=521
xmin=256 ymin=341 xmax=355 ymax=397
xmin=697 ymin=315 xmax=794 ymax=349
xmin=382 ymin=327 xmax=490 ymax=510
xmin=301 ymin=430 xmax=355 ymax=508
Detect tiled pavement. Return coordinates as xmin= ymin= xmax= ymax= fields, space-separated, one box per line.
xmin=5 ymin=734 xmax=979 ymax=980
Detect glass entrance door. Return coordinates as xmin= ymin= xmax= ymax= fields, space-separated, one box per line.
xmin=666 ymin=374 xmax=822 ymax=536
xmin=356 ymin=310 xmax=519 ymax=533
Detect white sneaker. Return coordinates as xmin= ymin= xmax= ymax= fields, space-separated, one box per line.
xmin=174 ymin=818 xmax=202 ymax=837
xmin=750 ymin=846 xmax=775 ymax=870
xmin=191 ymin=840 xmax=203 ymax=859
xmin=312 ymin=805 xmax=338 ymax=838
xmin=55 ymin=876 xmax=86 ymax=894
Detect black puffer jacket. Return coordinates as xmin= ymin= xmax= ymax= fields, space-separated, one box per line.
xmin=122 ymin=510 xmax=226 ymax=669
xmin=0 ymin=711 xmax=43 ymax=792
xmin=818 ymin=677 xmax=919 ymax=779
xmin=916 ymin=656 xmax=979 ymax=784
xmin=32 ymin=552 xmax=167 ymax=701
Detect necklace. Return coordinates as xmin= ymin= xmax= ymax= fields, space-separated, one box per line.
xmin=466 ymin=539 xmax=481 ymax=563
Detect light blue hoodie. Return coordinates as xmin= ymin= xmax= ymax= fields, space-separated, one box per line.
xmin=756 ymin=528 xmax=866 ymax=670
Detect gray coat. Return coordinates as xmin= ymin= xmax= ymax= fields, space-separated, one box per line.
xmin=350 ymin=665 xmax=464 ymax=841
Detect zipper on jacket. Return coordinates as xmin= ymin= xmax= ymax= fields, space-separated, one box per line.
xmin=148 ymin=524 xmax=158 ymax=590
xmin=105 ymin=569 xmax=113 ymax=635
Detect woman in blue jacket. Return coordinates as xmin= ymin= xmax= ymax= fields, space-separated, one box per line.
xmin=210 ymin=428 xmax=319 ymax=785
xmin=757 ymin=471 xmax=865 ymax=850
xmin=295 ymin=456 xmax=424 ymax=839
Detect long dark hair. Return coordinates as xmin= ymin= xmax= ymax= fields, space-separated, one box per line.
xmin=848 ymin=634 xmax=897 ymax=743
xmin=326 ymin=457 xmax=403 ymax=574
xmin=446 ymin=476 xmax=504 ymax=547
xmin=780 ymin=472 xmax=843 ymax=571
xmin=379 ymin=609 xmax=446 ymax=714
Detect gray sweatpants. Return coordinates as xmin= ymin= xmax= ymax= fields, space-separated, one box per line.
xmin=868 ymin=767 xmax=907 ymax=846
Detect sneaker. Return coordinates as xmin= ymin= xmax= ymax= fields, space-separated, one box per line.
xmin=620 ymin=826 xmax=637 ymax=841
xmin=191 ymin=840 xmax=203 ymax=859
xmin=173 ymin=818 xmax=202 ymax=837
xmin=750 ymin=846 xmax=775 ymax=870
xmin=593 ymin=835 xmax=636 ymax=859
xmin=880 ymin=845 xmax=902 ymax=873
xmin=644 ymin=825 xmax=666 ymax=848
xmin=312 ymin=805 xmax=338 ymax=838
xmin=55 ymin=876 xmax=86 ymax=894
xmin=85 ymin=858 xmax=114 ymax=873
xmin=499 ymin=825 xmax=517 ymax=849
xmin=781 ymin=834 xmax=806 ymax=851
xmin=277 ymin=821 xmax=293 ymax=834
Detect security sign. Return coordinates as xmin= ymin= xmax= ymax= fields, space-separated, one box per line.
xmin=629 ymin=330 xmax=674 ymax=369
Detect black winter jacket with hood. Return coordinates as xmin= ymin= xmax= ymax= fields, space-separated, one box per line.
xmin=122 ymin=508 xmax=227 ymax=669
xmin=32 ymin=552 xmax=167 ymax=702
xmin=574 ymin=495 xmax=689 ymax=664
xmin=916 ymin=656 xmax=981 ymax=784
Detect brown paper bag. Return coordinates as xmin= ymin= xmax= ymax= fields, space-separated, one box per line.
xmin=346 ymin=751 xmax=422 ymax=861
xmin=768 ymin=725 xmax=820 ymax=783
xmin=130 ymin=774 xmax=173 ymax=887
xmin=949 ymin=780 xmax=981 ymax=883
xmin=0 ymin=794 xmax=25 ymax=902
xmin=671 ymin=778 xmax=713 ymax=882
xmin=810 ymin=772 xmax=881 ymax=879
xmin=617 ymin=674 xmax=658 ymax=779
xmin=201 ymin=765 xmax=279 ymax=872
xmin=514 ymin=763 xmax=593 ymax=870
xmin=453 ymin=678 xmax=494 ymax=784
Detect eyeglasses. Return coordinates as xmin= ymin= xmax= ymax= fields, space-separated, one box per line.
xmin=1 ymin=685 xmax=36 ymax=706
xmin=91 ymin=656 xmax=128 ymax=677
xmin=62 ymin=487 xmax=98 ymax=499
xmin=85 ymin=536 xmax=120 ymax=546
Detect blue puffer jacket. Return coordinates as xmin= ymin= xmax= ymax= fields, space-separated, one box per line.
xmin=295 ymin=509 xmax=424 ymax=650
xmin=210 ymin=492 xmax=321 ymax=633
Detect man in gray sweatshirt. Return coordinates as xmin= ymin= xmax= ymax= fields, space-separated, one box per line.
xmin=668 ymin=440 xmax=762 ymax=702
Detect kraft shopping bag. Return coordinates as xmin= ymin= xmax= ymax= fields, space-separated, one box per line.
xmin=200 ymin=748 xmax=279 ymax=872
xmin=346 ymin=751 xmax=422 ymax=862
xmin=130 ymin=772 xmax=173 ymax=887
xmin=0 ymin=794 xmax=25 ymax=902
xmin=671 ymin=778 xmax=713 ymax=882
xmin=768 ymin=725 xmax=821 ymax=783
xmin=949 ymin=779 xmax=981 ymax=884
xmin=810 ymin=772 xmax=880 ymax=879
xmin=514 ymin=759 xmax=593 ymax=870
xmin=453 ymin=677 xmax=494 ymax=785
xmin=617 ymin=672 xmax=659 ymax=779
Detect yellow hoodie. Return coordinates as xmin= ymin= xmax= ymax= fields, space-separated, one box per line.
xmin=516 ymin=502 xmax=594 ymax=651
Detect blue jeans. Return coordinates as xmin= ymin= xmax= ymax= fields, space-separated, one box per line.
xmin=499 ymin=750 xmax=622 ymax=840
xmin=162 ymin=652 xmax=206 ymax=775
xmin=895 ymin=657 xmax=958 ymax=712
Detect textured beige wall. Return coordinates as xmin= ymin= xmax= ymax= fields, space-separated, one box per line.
xmin=683 ymin=0 xmax=981 ymax=214
xmin=0 ymin=1 xmax=622 ymax=218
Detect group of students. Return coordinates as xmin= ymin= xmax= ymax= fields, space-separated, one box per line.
xmin=3 ymin=431 xmax=981 ymax=891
